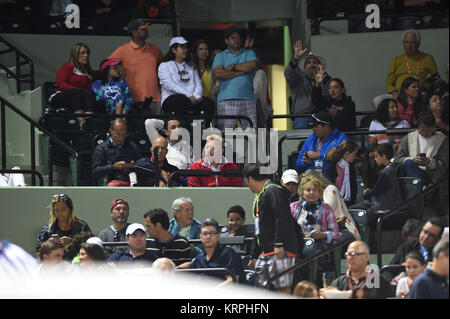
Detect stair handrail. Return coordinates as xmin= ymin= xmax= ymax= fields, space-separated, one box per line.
xmin=0 ymin=35 xmax=35 ymax=94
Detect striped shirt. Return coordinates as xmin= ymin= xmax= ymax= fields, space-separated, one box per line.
xmin=146 ymin=234 xmax=192 ymax=266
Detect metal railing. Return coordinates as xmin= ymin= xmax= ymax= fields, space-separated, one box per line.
xmin=263 ymin=237 xmax=354 ymax=289
xmin=0 ymin=35 xmax=35 ymax=94
xmin=375 ymin=174 xmax=449 ymax=268
xmin=0 ymin=95 xmax=77 ymax=186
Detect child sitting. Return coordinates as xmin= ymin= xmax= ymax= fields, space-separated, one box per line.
xmin=396 ymin=251 xmax=427 ymax=298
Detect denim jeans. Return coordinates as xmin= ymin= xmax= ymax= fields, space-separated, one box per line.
xmin=398 ymin=159 xmax=432 ymax=185
xmin=293 ymin=116 xmax=312 ymax=129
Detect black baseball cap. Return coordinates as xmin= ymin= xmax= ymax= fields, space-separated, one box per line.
xmin=127 ymin=19 xmax=151 ymax=33
xmin=309 ymin=112 xmax=332 ymax=127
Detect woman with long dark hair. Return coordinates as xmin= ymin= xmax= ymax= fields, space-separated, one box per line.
xmin=369 ymin=98 xmax=410 ymax=149
xmin=158 ymin=37 xmax=215 ymax=125
xmin=191 ymin=39 xmax=216 ymax=101
xmin=397 ymin=77 xmax=427 ymax=126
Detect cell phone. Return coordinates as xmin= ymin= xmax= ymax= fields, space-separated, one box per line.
xmin=419 ymin=153 xmax=426 ymax=158
xmin=304 ymin=152 xmax=309 ymax=159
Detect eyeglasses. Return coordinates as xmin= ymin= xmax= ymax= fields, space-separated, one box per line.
xmin=52 ymin=194 xmax=69 ymax=201
xmin=201 ymin=231 xmax=219 ymax=237
xmin=422 ymin=229 xmax=440 ymax=240
xmin=345 ymin=252 xmax=366 ymax=258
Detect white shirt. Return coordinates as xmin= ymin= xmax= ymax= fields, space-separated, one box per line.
xmin=158 ymin=60 xmax=203 ymax=104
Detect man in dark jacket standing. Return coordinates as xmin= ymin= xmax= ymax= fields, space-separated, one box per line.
xmin=92 ymin=119 xmax=141 ymax=186
xmin=243 ymin=163 xmax=302 ymax=294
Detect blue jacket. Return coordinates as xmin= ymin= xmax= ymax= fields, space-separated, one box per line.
xmin=296 ymin=129 xmax=348 ymax=174
xmin=168 ymin=218 xmax=203 ymax=256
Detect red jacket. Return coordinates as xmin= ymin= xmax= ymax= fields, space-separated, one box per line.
xmin=187 ymin=158 xmax=243 ymax=187
xmin=56 ymin=62 xmax=93 ymax=91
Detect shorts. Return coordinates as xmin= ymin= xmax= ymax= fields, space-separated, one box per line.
xmin=254 ymin=254 xmax=297 ymax=289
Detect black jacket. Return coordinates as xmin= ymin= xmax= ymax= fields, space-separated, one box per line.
xmin=92 ymin=138 xmax=141 ymax=183
xmin=135 ymin=156 xmax=180 ymax=186
xmin=252 ymin=181 xmax=302 ymax=257
xmin=390 ymin=239 xmax=433 ymax=265
xmin=311 ymin=85 xmax=356 ymax=132
xmin=324 ymin=161 xmax=358 ymax=207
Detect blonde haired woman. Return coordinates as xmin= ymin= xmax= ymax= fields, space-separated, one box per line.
xmin=35 ymin=194 xmax=91 ymax=259
xmin=302 ymin=170 xmax=360 ymax=241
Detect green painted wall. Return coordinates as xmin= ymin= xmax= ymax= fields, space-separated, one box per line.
xmin=0 ymin=187 xmax=255 ymax=255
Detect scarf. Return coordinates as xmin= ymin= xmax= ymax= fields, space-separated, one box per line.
xmin=337 ymin=159 xmax=351 ymax=202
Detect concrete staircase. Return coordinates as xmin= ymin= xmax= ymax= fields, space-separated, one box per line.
xmin=0 ymin=65 xmax=46 ymax=182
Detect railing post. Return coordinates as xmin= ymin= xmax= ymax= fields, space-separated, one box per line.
xmin=1 ymin=102 xmax=5 ymax=170
xmin=377 ymin=215 xmax=383 ymax=269
xmin=30 ymin=124 xmax=36 ymax=186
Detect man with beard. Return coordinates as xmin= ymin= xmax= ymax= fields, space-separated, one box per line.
xmin=284 ymin=39 xmax=332 ymax=129
xmin=98 ymin=198 xmax=131 ymax=257
xmin=108 ymin=18 xmax=163 ymax=115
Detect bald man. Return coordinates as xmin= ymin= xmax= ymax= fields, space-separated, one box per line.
xmin=92 ymin=119 xmax=141 ymax=187
xmin=135 ymin=136 xmax=180 ymax=186
xmin=321 ymin=241 xmax=394 ymax=299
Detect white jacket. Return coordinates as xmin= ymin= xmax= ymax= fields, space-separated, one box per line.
xmin=158 ymin=60 xmax=203 ymax=104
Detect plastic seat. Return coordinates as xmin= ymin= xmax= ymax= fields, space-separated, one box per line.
xmin=349 ymin=209 xmax=370 ymax=244
xmin=129 ymin=132 xmax=151 ymax=157
xmin=303 ymin=238 xmax=318 ymax=282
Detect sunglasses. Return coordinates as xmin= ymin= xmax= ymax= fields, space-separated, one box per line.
xmin=345 ymin=252 xmax=366 ymax=258
xmin=52 ymin=194 xmax=69 ymax=201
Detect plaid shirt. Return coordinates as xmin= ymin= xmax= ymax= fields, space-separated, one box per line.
xmin=290 ymin=201 xmax=340 ymax=246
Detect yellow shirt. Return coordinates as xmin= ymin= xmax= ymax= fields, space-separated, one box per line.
xmin=200 ymin=69 xmax=212 ymax=98
xmin=385 ymin=52 xmax=438 ymax=93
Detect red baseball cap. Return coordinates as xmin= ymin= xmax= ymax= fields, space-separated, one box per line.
xmin=110 ymin=198 xmax=129 ymax=211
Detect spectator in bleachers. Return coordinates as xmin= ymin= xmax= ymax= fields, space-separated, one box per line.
xmin=324 ymin=140 xmax=359 ymax=207
xmin=280 ymin=169 xmax=300 ymax=204
xmin=293 ymin=280 xmax=319 ymax=298
xmin=191 ymin=39 xmax=217 ymax=102
xmin=92 ymin=119 xmax=141 ymax=187
xmin=284 ymin=40 xmax=332 ymax=129
xmin=98 ymin=198 xmax=131 ymax=257
xmin=108 ymin=18 xmax=163 ymax=115
xmin=409 ymin=239 xmax=449 ymax=299
xmin=397 ymin=77 xmax=427 ymax=126
xmin=0 ymin=166 xmax=25 ymax=187
xmin=38 ymin=238 xmax=65 ymax=272
xmin=427 ymin=93 xmax=449 ymax=135
xmin=296 ymin=112 xmax=349 ymax=174
xmin=35 ymin=194 xmax=92 ymax=256
xmin=394 ymin=111 xmax=448 ymax=187
xmin=290 ymin=173 xmax=340 ymax=280
xmin=386 ymin=29 xmax=438 ymax=100
xmin=168 ymin=197 xmax=202 ymax=256
xmin=187 ymin=134 xmax=242 ymax=187
xmin=41 ymin=0 xmax=74 ymax=16
xmin=144 ymin=208 xmax=192 ymax=267
xmin=50 ymin=42 xmax=96 ymax=129
xmin=78 ymin=241 xmax=107 ymax=268
xmin=356 ymin=143 xmax=381 ymax=190
xmin=312 ymin=67 xmax=356 ymax=132
xmin=390 ymin=217 xmax=445 ymax=265
xmin=91 ymin=59 xmax=133 ymax=115
xmin=243 ymin=163 xmax=302 ymax=294
xmin=396 ymin=251 xmax=427 ymax=298
xmin=64 ymin=231 xmax=95 ymax=263
xmin=369 ymin=98 xmax=410 ymax=151
xmin=302 ymin=170 xmax=361 ymax=241
xmin=135 ymin=136 xmax=179 ymax=187
xmin=212 ymin=27 xmax=259 ymax=130
xmin=362 ymin=143 xmax=402 ymax=227
xmin=152 ymin=257 xmax=176 ymax=274
xmin=144 ymin=118 xmax=192 ymax=170
xmin=222 ymin=205 xmax=254 ymax=256
xmin=159 ymin=37 xmax=215 ymax=128
xmin=323 ymin=241 xmax=394 ymax=299
xmin=189 ymin=218 xmax=244 ymax=286
xmin=108 ymin=223 xmax=156 ymax=267
xmin=401 ymin=218 xmax=423 ymax=242
xmin=253 ymin=48 xmax=273 ymax=128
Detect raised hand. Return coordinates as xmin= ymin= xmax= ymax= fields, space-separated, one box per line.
xmin=293 ymin=39 xmax=308 ymax=60
xmin=315 ymin=64 xmax=326 ymax=85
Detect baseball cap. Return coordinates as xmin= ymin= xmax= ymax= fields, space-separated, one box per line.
xmin=127 ymin=18 xmax=151 ymax=32
xmin=281 ymin=169 xmax=299 ymax=184
xmin=100 ymin=59 xmax=121 ymax=73
xmin=86 ymin=237 xmax=104 ymax=249
xmin=110 ymin=198 xmax=129 ymax=212
xmin=126 ymin=223 xmax=146 ymax=236
xmin=169 ymin=36 xmax=188 ymax=48
xmin=309 ymin=112 xmax=332 ymax=127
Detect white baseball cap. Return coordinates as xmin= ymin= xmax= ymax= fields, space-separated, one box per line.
xmin=169 ymin=36 xmax=188 ymax=48
xmin=281 ymin=169 xmax=299 ymax=184
xmin=86 ymin=237 xmax=104 ymax=249
xmin=126 ymin=223 xmax=146 ymax=236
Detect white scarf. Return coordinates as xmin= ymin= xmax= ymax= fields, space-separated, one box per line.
xmin=337 ymin=159 xmax=351 ymax=202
